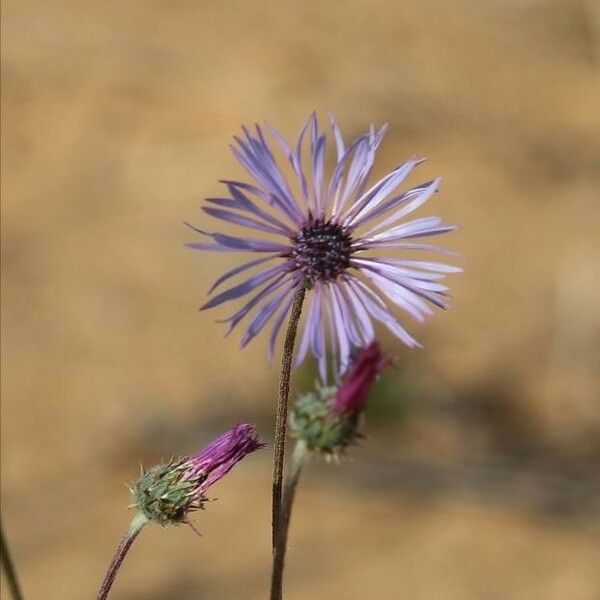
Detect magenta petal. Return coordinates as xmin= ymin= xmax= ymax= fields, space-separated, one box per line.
xmin=189 ymin=424 xmax=264 ymax=494
xmin=332 ymin=342 xmax=390 ymax=415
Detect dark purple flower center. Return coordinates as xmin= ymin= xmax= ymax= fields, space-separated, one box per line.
xmin=290 ymin=218 xmax=353 ymax=282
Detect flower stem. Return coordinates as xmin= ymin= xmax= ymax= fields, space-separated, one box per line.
xmin=270 ymin=439 xmax=308 ymax=600
xmin=97 ymin=512 xmax=148 ymax=600
xmin=271 ymin=287 xmax=306 ymax=556
xmin=1 ymin=517 xmax=24 ymax=600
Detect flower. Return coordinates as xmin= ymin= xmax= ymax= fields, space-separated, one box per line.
xmin=188 ymin=113 xmax=460 ymax=380
xmin=133 ymin=424 xmax=264 ymax=526
xmin=332 ymin=341 xmax=391 ymax=415
xmin=289 ymin=343 xmax=390 ymax=455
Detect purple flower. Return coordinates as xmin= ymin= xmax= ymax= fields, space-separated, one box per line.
xmin=189 ymin=113 xmax=460 ymax=380
xmin=185 ymin=423 xmax=265 ymax=495
xmin=333 ymin=342 xmax=391 ymax=416
xmin=133 ymin=424 xmax=264 ymax=525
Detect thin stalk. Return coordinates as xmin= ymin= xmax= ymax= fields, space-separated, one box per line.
xmin=1 ymin=517 xmax=24 ymax=600
xmin=97 ymin=512 xmax=148 ymax=600
xmin=271 ymin=287 xmax=306 ymax=554
xmin=270 ymin=439 xmax=308 ymax=600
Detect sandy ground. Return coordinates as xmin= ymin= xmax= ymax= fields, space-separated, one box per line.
xmin=2 ymin=0 xmax=600 ymax=598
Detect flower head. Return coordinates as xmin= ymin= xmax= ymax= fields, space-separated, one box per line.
xmin=133 ymin=424 xmax=264 ymax=526
xmin=289 ymin=343 xmax=389 ymax=455
xmin=189 ymin=113 xmax=460 ymax=380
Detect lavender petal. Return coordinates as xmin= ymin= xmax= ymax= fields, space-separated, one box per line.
xmin=328 ymin=135 xmax=369 ymax=216
xmin=211 ymin=186 xmax=297 ymax=235
xmin=359 ymin=268 xmax=433 ymax=322
xmin=220 ymin=274 xmax=291 ymax=334
xmin=353 ymin=259 xmax=450 ymax=310
xmin=344 ymin=157 xmax=423 ymax=225
xmin=294 ymin=287 xmax=321 ymax=368
xmin=201 ymin=263 xmax=288 ymax=310
xmin=312 ymin=133 xmax=326 ymax=216
xmin=211 ymin=232 xmax=290 ymax=253
xmin=328 ymin=286 xmax=355 ymax=373
xmin=346 ymin=277 xmax=421 ymax=348
xmin=241 ymin=284 xmax=294 ymax=347
xmin=209 ymin=256 xmax=276 ymax=293
xmin=356 ymin=178 xmax=440 ymax=232
xmin=329 ymin=113 xmax=345 ymax=161
xmin=202 ymin=207 xmax=292 ymax=237
xmin=339 ymin=277 xmax=375 ymax=344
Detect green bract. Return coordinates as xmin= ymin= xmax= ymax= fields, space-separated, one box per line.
xmin=132 ymin=459 xmax=205 ymax=526
xmin=289 ymin=387 xmax=362 ymax=455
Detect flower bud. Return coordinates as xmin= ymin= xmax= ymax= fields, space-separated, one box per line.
xmin=132 ymin=424 xmax=264 ymax=526
xmin=289 ymin=343 xmax=390 ymax=455
xmin=332 ymin=342 xmax=391 ymax=415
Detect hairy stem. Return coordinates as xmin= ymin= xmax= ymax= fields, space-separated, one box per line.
xmin=271 ymin=287 xmax=306 ymax=560
xmin=97 ymin=512 xmax=148 ymax=600
xmin=1 ymin=517 xmax=24 ymax=600
xmin=270 ymin=439 xmax=308 ymax=600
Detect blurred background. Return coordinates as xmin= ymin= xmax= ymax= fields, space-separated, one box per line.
xmin=2 ymin=0 xmax=600 ymax=598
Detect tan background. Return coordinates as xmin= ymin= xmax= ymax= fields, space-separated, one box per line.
xmin=2 ymin=0 xmax=600 ymax=598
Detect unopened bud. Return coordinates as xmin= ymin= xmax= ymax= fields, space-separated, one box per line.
xmin=132 ymin=424 xmax=264 ymax=526
xmin=289 ymin=343 xmax=390 ymax=455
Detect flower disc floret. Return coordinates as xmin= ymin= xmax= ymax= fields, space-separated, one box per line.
xmin=290 ymin=217 xmax=353 ymax=283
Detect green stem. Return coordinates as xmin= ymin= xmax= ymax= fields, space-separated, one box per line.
xmin=270 ymin=439 xmax=309 ymax=600
xmin=1 ymin=516 xmax=24 ymax=600
xmin=271 ymin=286 xmax=306 ymax=558
xmin=97 ymin=512 xmax=148 ymax=600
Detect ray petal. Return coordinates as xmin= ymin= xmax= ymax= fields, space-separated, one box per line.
xmin=346 ymin=277 xmax=421 ymax=348
xmin=201 ymin=263 xmax=289 ymax=310
xmin=202 ymin=207 xmax=292 ymax=236
xmin=209 ymin=256 xmax=277 ymax=293
xmin=356 ymin=178 xmax=440 ymax=232
xmin=220 ymin=273 xmax=292 ymax=334
xmin=241 ymin=284 xmax=295 ymax=347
